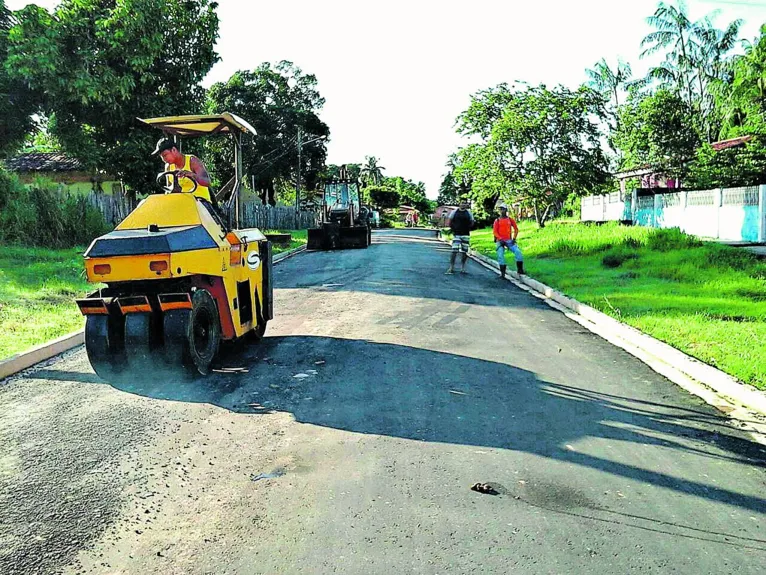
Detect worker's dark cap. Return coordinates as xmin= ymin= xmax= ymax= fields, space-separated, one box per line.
xmin=151 ymin=138 xmax=176 ymax=156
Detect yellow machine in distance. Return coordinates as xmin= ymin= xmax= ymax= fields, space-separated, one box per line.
xmin=77 ymin=114 xmax=272 ymax=376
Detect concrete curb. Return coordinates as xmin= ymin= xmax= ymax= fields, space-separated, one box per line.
xmin=0 ymin=243 xmax=309 ymax=382
xmin=439 ymin=234 xmax=766 ymax=432
xmin=0 ymin=331 xmax=85 ymax=380
xmin=273 ymin=244 xmax=307 ymax=263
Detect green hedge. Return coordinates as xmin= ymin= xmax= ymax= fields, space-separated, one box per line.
xmin=0 ymin=169 xmax=110 ymax=247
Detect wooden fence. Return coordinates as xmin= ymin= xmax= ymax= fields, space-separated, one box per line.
xmin=84 ymin=189 xmax=136 ymax=226
xmin=241 ymin=201 xmax=317 ymax=230
xmin=81 ymin=190 xmax=317 ymax=231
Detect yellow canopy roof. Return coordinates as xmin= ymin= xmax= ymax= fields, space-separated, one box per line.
xmin=138 ymin=113 xmax=256 ymax=137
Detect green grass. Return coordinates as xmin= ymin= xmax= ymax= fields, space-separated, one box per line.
xmin=469 ymin=222 xmax=766 ymax=390
xmin=266 ymin=229 xmax=307 ymax=254
xmin=0 ymin=244 xmax=91 ymax=360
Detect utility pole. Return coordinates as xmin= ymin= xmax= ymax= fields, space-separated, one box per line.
xmin=296 ymin=127 xmax=302 ymax=212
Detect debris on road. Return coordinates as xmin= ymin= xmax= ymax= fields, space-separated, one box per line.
xmin=449 ymin=390 xmax=468 ymax=396
xmin=471 ymin=482 xmax=499 ymax=495
xmin=293 ymin=373 xmax=310 ymax=379
xmin=251 ymin=469 xmax=286 ymax=482
xmin=315 ymin=360 xmax=326 ymax=365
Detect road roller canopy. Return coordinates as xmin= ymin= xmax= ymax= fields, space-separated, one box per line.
xmin=138 ymin=113 xmax=257 ymax=137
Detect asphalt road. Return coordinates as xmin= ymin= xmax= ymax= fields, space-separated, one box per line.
xmin=1 ymin=229 xmax=765 ymax=575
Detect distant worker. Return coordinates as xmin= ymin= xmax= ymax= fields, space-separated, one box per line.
xmin=405 ymin=212 xmax=413 ymax=227
xmin=413 ymin=211 xmax=419 ymax=227
xmin=493 ymin=205 xmax=524 ymax=278
xmin=152 ymin=138 xmax=213 ymax=203
xmin=446 ymin=200 xmax=474 ymax=274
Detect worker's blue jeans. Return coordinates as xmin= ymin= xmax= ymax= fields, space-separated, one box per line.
xmin=496 ymin=239 xmax=523 ymax=265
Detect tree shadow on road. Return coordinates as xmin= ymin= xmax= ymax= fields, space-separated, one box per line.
xmin=33 ymin=335 xmax=766 ymax=523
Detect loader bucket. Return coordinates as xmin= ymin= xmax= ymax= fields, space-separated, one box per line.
xmin=307 ymin=228 xmax=327 ymax=250
xmin=338 ymin=226 xmax=370 ymax=249
xmin=307 ymin=224 xmax=370 ymax=250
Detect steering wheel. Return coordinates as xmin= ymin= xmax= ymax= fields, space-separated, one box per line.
xmin=156 ymin=170 xmax=198 ymax=194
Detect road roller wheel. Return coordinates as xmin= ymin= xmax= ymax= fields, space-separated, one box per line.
xmin=246 ymin=321 xmax=268 ymax=343
xmin=163 ymin=289 xmax=221 ymax=375
xmin=85 ymin=314 xmax=126 ymax=379
xmin=162 ymin=308 xmax=190 ymax=368
xmin=124 ymin=313 xmax=157 ymax=370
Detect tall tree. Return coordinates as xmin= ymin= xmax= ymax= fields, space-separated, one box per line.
xmin=586 ymin=58 xmax=634 ymax=116
xmin=7 ymin=0 xmax=220 ymax=192
xmin=456 ymin=83 xmax=610 ymax=227
xmin=360 ymin=155 xmax=385 ymax=187
xmin=713 ymin=24 xmax=766 ymax=138
xmin=641 ymin=1 xmax=696 ymax=107
xmin=437 ymin=171 xmax=460 ymax=206
xmin=205 ymin=62 xmax=329 ymax=205
xmin=612 ymin=89 xmax=701 ymax=176
xmin=691 ymin=16 xmax=743 ymax=141
xmin=0 ymin=0 xmax=37 ymax=157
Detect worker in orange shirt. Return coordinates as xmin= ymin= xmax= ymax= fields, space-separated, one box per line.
xmin=493 ymin=205 xmax=524 ymax=278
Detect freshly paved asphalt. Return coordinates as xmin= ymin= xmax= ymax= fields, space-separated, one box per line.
xmin=1 ymin=229 xmax=764 ymax=574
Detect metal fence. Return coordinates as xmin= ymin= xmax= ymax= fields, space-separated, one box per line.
xmin=722 ymin=186 xmax=759 ymax=206
xmin=687 ymin=190 xmax=715 ymax=206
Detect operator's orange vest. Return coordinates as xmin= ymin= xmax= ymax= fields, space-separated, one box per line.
xmin=165 ymin=154 xmax=212 ymax=202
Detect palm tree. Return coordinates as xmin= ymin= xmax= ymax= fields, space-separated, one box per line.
xmin=586 ymin=58 xmax=634 ymax=110
xmin=713 ymin=25 xmax=766 ymax=138
xmin=360 ymin=156 xmax=385 ymax=187
xmin=692 ymin=17 xmax=743 ymax=140
xmin=641 ymin=1 xmax=696 ymax=106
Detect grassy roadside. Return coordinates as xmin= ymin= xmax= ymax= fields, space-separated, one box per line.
xmin=0 ymin=245 xmax=91 ymax=360
xmin=467 ymin=221 xmax=766 ymax=390
xmin=0 ymin=231 xmax=309 ymax=361
xmin=266 ymin=229 xmax=307 ymax=254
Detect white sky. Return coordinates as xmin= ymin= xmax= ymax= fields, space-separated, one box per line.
xmin=8 ymin=0 xmax=766 ymax=198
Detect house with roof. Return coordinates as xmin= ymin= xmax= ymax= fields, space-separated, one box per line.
xmin=4 ymin=152 xmax=122 ymax=194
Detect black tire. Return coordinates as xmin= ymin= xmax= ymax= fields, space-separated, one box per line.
xmin=163 ymin=289 xmax=221 ymax=375
xmin=85 ymin=314 xmax=126 ymax=379
xmin=124 ymin=313 xmax=155 ymax=371
xmin=163 ymin=308 xmax=191 ymax=368
xmin=247 ymin=321 xmax=267 ymax=343
xmin=188 ymin=289 xmax=221 ymax=374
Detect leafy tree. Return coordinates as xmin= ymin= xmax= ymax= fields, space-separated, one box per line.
xmin=22 ymin=119 xmax=61 ymax=153
xmin=686 ymin=136 xmax=766 ymax=188
xmin=366 ymin=185 xmax=399 ymax=209
xmin=205 ymin=62 xmax=329 ymax=205
xmin=612 ymin=89 xmax=701 ymax=177
xmin=713 ymin=24 xmax=766 ymax=138
xmin=639 ymin=1 xmax=743 ymax=141
xmin=691 ymin=16 xmax=742 ymax=141
xmin=456 ymin=83 xmax=611 ymax=227
xmin=0 ymin=0 xmax=38 ymax=157
xmin=436 ymin=171 xmax=460 ymax=205
xmin=324 ymin=163 xmax=361 ymax=181
xmin=360 ymin=156 xmax=385 ymax=187
xmin=385 ymin=176 xmax=429 ymax=212
xmin=6 ymin=0 xmax=220 ymax=194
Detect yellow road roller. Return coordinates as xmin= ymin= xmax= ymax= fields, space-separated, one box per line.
xmin=76 ymin=113 xmax=272 ymax=377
